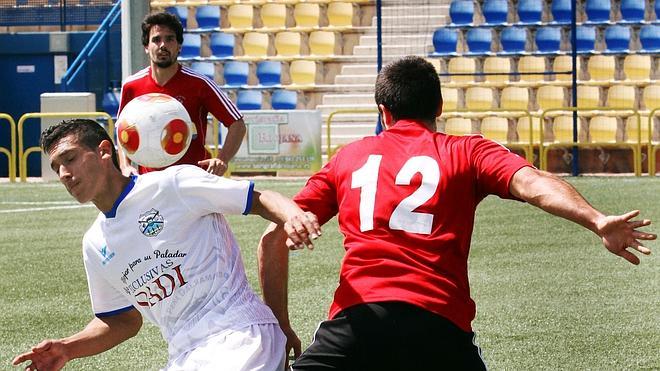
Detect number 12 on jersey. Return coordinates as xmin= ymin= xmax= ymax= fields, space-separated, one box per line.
xmin=351 ymin=155 xmax=440 ymax=235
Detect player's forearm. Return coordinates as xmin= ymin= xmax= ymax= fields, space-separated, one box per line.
xmin=61 ymin=312 xmax=142 ymax=361
xmin=250 ymin=190 xmax=302 ymax=225
xmin=217 ymin=119 xmax=246 ymax=162
xmin=258 ymin=223 xmax=293 ymax=330
xmin=510 ymin=167 xmax=605 ymax=233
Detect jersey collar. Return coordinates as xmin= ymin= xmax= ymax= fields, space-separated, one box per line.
xmin=104 ymin=174 xmax=137 ymax=219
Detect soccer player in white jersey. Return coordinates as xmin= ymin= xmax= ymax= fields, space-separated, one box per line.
xmin=12 ymin=119 xmax=321 ymax=371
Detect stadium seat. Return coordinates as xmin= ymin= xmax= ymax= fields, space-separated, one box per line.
xmin=517 ymin=116 xmax=541 ymax=144
xmin=465 ymin=87 xmax=494 ymax=111
xmin=550 ymin=0 xmax=572 ymax=24
xmin=195 ymin=5 xmax=220 ymax=31
xmin=327 ymin=2 xmax=354 ymax=30
xmin=223 ymin=61 xmax=250 ymax=87
xmin=256 ymin=61 xmax=282 ymax=86
xmin=274 ymin=31 xmax=302 ymax=58
xmin=431 ymin=28 xmax=459 ymax=56
xmin=643 ymin=85 xmax=660 ymax=111
xmin=516 ymin=56 xmax=546 ymax=86
xmin=236 ymin=90 xmax=262 ymax=110
xmin=586 ymin=55 xmax=616 ymax=86
xmin=190 ymin=61 xmax=215 ymax=81
xmin=479 ymin=116 xmax=509 ymax=142
xmin=517 ymin=0 xmax=543 ymax=25
xmin=619 ymin=0 xmax=646 ymax=24
xmin=639 ymin=25 xmax=660 ymax=53
xmin=241 ymin=32 xmax=269 ymax=60
xmin=500 ymin=27 xmax=527 ymax=55
xmin=444 ymin=117 xmax=473 ymax=135
xmin=483 ymin=56 xmax=511 ymax=87
xmin=309 ymin=31 xmax=336 ymax=58
xmin=501 ymin=86 xmax=530 ymax=111
xmin=447 ymin=57 xmax=476 ymax=87
xmin=625 ymin=115 xmax=648 ymax=144
xmin=604 ymin=25 xmax=631 ymax=53
xmin=260 ymin=3 xmax=287 ymax=31
xmin=466 ymin=28 xmax=493 ymax=55
xmin=227 ymin=4 xmax=254 ymax=31
xmin=535 ymin=27 xmax=562 ymax=54
xmin=576 ymin=26 xmax=597 ymax=54
xmin=623 ymin=54 xmax=652 ymax=84
xmin=209 ymin=33 xmax=234 ymax=59
xmin=606 ymin=85 xmax=636 ymax=111
xmin=271 ymin=89 xmax=297 ymax=110
xmin=577 ymin=85 xmax=601 ymax=108
xmin=293 ymin=3 xmax=320 ymax=30
xmin=585 ymin=0 xmax=612 ymax=24
xmin=537 ymin=85 xmax=566 ymax=112
xmin=442 ymin=87 xmax=459 ymax=111
xmin=552 ymin=115 xmax=581 ymax=142
xmin=288 ymin=59 xmax=317 ymax=87
xmin=552 ymin=55 xmax=580 ymax=85
xmin=166 ymin=6 xmax=188 ymax=29
xmin=482 ymin=0 xmax=509 ymax=25
xmin=180 ymin=34 xmax=201 ymax=60
xmin=588 ymin=116 xmax=618 ymax=142
xmin=449 ymin=0 xmax=474 ymax=26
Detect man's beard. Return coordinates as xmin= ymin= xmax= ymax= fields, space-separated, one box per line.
xmin=154 ymin=58 xmax=175 ymax=68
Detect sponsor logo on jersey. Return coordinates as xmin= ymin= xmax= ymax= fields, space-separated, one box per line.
xmin=138 ymin=208 xmax=164 ymax=237
xmin=100 ymin=244 xmax=115 ymax=265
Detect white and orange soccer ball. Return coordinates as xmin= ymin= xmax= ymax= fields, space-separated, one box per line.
xmin=116 ymin=93 xmax=194 ymax=168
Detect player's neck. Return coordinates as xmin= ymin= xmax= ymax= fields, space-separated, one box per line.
xmin=93 ymin=172 xmax=132 ymax=214
xmin=150 ymin=63 xmax=179 ymax=86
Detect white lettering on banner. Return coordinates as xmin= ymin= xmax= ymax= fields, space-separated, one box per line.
xmin=17 ymin=65 xmax=35 ymax=73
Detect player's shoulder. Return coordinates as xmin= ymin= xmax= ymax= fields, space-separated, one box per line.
xmin=179 ymin=65 xmax=216 ymax=87
xmin=82 ymin=213 xmax=105 ymax=249
xmin=122 ymin=67 xmax=150 ymax=86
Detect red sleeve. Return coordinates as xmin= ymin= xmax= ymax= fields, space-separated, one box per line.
xmin=293 ymin=158 xmax=339 ymax=226
xmin=117 ymin=83 xmax=133 ymax=116
xmin=200 ymin=79 xmax=243 ymax=127
xmin=469 ymin=136 xmax=533 ymax=200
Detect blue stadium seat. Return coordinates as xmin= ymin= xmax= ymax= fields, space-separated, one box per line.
xmin=465 ymin=28 xmax=493 ymax=55
xmin=180 ymin=34 xmax=201 ymax=60
xmin=482 ymin=0 xmax=509 ymax=25
xmin=256 ymin=61 xmax=282 ymax=86
xmin=210 ymin=33 xmax=234 ymax=60
xmin=190 ymin=61 xmax=215 ymax=80
xmin=551 ymin=0 xmax=572 ymax=24
xmin=271 ymin=90 xmax=297 ymax=110
xmin=656 ymin=1 xmax=660 ymax=24
xmin=604 ymin=25 xmax=631 ymax=53
xmin=640 ymin=24 xmax=660 ymax=53
xmin=500 ymin=27 xmax=527 ymax=55
xmin=236 ymin=90 xmax=262 ymax=110
xmin=517 ymin=0 xmax=543 ymax=25
xmin=585 ymin=0 xmax=612 ymax=24
xmin=576 ymin=26 xmax=597 ymax=53
xmin=449 ymin=0 xmax=474 ymax=26
xmin=223 ymin=61 xmax=249 ymax=87
xmin=535 ymin=27 xmax=562 ymax=54
xmin=166 ymin=7 xmax=188 ymax=29
xmin=195 ymin=6 xmax=221 ymax=31
xmin=619 ymin=0 xmax=645 ymax=24
xmin=431 ymin=28 xmax=458 ymax=56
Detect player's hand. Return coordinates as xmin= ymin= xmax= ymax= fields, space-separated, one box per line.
xmin=284 ymin=211 xmax=321 ymax=250
xmin=12 ymin=339 xmax=69 ymax=371
xmin=198 ymin=158 xmax=227 ymax=176
xmin=596 ymin=210 xmax=655 ymax=265
xmin=280 ymin=325 xmax=302 ymax=369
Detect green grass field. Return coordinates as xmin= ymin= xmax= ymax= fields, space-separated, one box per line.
xmin=1 ymin=178 xmax=658 ymax=370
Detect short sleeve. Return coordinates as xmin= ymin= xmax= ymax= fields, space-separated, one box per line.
xmin=294 ymin=158 xmax=338 ymax=226
xmin=200 ymin=78 xmax=243 ymax=127
xmin=172 ymin=165 xmax=254 ymax=216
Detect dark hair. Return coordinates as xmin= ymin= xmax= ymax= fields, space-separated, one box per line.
xmin=374 ymin=56 xmax=443 ymax=124
xmin=141 ymin=12 xmax=184 ymax=47
xmin=40 ymin=119 xmax=120 ymax=170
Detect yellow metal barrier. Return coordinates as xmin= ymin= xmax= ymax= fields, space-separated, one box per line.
xmin=539 ymin=107 xmax=642 ymax=176
xmin=647 ymin=108 xmax=660 ymax=176
xmin=325 ymin=108 xmax=378 ymax=159
xmin=0 ymin=113 xmax=17 ymax=182
xmin=18 ymin=112 xmax=114 ymax=182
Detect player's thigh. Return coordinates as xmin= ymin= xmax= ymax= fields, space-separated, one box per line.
xmin=292 ymin=314 xmax=357 ymax=370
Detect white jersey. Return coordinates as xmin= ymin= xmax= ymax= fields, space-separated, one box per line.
xmin=82 ymin=165 xmax=278 ymax=360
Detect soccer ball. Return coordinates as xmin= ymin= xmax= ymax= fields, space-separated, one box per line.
xmin=116 ymin=93 xmax=194 ymax=168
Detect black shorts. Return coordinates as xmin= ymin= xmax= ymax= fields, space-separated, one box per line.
xmin=292 ymin=302 xmax=487 ymax=371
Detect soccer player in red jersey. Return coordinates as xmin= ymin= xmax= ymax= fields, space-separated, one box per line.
xmin=118 ymin=12 xmax=245 ymax=176
xmin=258 ymin=56 xmax=655 ymax=370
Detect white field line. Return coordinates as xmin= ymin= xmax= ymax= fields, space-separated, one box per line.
xmin=0 ymin=201 xmax=76 ymax=205
xmin=0 ymin=204 xmax=94 ymax=214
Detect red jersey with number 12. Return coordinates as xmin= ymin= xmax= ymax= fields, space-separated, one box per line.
xmin=294 ymin=120 xmax=532 ymax=332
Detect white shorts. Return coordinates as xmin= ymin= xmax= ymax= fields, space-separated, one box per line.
xmin=164 ymin=323 xmax=286 ymax=371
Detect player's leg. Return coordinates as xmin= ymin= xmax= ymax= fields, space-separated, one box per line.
xmin=291 ymin=312 xmax=356 ymax=370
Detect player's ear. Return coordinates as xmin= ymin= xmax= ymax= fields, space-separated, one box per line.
xmin=378 ymin=104 xmax=393 ymax=130
xmin=98 ymin=140 xmax=114 ymax=160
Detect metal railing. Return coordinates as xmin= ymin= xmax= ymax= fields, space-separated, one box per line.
xmin=0 ymin=113 xmax=17 ymax=182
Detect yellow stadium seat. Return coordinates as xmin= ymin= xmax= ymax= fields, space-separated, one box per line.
xmin=536 ymin=85 xmax=566 ymax=113
xmin=589 ymin=115 xmax=618 ymax=142
xmin=577 ymin=85 xmax=600 ymax=109
xmin=552 ymin=55 xmax=580 ymax=86
xmin=517 ymin=116 xmax=541 ymax=144
xmin=327 ymin=2 xmax=354 ymax=30
xmin=623 ymin=54 xmax=652 ymax=85
xmin=643 ymin=85 xmax=660 ymax=111
xmin=465 ymin=87 xmax=494 ymax=111
xmin=552 ymin=115 xmax=581 ymax=143
xmin=516 ymin=56 xmax=545 ymax=87
xmin=586 ymin=55 xmax=616 ymax=86
xmin=293 ymin=3 xmax=320 ymax=30
xmin=444 ymin=117 xmax=473 ymax=135
xmin=606 ymin=85 xmax=636 ymax=109
xmin=227 ymin=4 xmax=254 ymax=31
xmin=483 ymin=56 xmax=511 ymax=87
xmin=260 ymin=3 xmax=287 ymax=31
xmin=309 ymin=31 xmax=336 ymax=58
xmin=441 ymin=87 xmax=459 ymax=111
xmin=500 ymin=86 xmax=529 ymax=111
xmin=288 ymin=59 xmax=317 ymax=88
xmin=447 ymin=57 xmax=476 ymax=87
xmin=274 ymin=31 xmax=302 ymax=58
xmin=480 ymin=116 xmax=509 ymax=142
xmin=625 ymin=115 xmax=648 ymax=144
xmin=240 ymin=32 xmax=269 ymax=60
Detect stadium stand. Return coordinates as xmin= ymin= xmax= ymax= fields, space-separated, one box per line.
xmin=442 ymin=87 xmax=460 ymax=111
xmin=448 ymin=0 xmax=475 ymax=27
xmin=516 ymin=56 xmax=546 ymax=86
xmin=586 ymin=55 xmax=616 ymax=86
xmin=293 ymin=3 xmax=321 ymax=31
xmin=271 ymin=89 xmax=298 ymax=110
xmin=619 ymin=0 xmax=646 ymax=24
xmin=260 ymin=3 xmax=287 ymax=32
xmin=236 ymin=89 xmax=262 ymax=110
xmin=483 ymin=56 xmax=511 ymax=87
xmin=501 ymin=86 xmax=530 ymax=111
xmin=604 ymin=25 xmax=631 ymax=53
xmin=500 ymin=27 xmax=527 ymax=55
xmin=240 ymin=32 xmax=269 ymax=60
xmin=516 ymin=0 xmax=543 ymax=25
xmin=639 ymin=24 xmax=660 ymax=53
xmin=623 ymin=54 xmax=652 ymax=85
xmin=465 ymin=87 xmax=494 ymax=111
xmin=308 ymin=31 xmax=336 ymax=58
xmin=327 ymin=2 xmax=355 ymax=31
xmin=444 ymin=117 xmax=473 ymax=135
xmin=209 ymin=32 xmax=235 ymax=60
xmin=550 ymin=0 xmax=572 ymax=24
xmin=479 ymin=116 xmax=509 ymax=142
xmin=190 ymin=61 xmax=216 ymax=81
xmin=274 ymin=31 xmax=303 ymax=59
xmin=194 ymin=5 xmax=221 ymax=32
xmin=166 ymin=6 xmax=188 ymax=29
xmin=482 ymin=0 xmax=509 ymax=26
xmin=227 ymin=4 xmax=254 ymax=32
xmin=288 ymin=59 xmax=317 ymax=88
xmin=180 ymin=33 xmax=201 ymax=60
xmin=256 ymin=60 xmax=282 ymax=87
xmin=576 ymin=26 xmax=597 ymax=53
xmin=534 ymin=27 xmax=562 ymax=54
xmin=223 ymin=61 xmax=250 ymax=87
xmin=431 ymin=28 xmax=459 ymax=56
xmin=585 ymin=0 xmax=612 ymax=24
xmin=465 ymin=28 xmax=493 ymax=55
xmin=447 ymin=56 xmax=476 ymax=87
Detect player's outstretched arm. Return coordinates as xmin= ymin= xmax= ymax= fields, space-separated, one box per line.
xmin=259 ymin=222 xmax=302 ymax=368
xmin=199 ymin=118 xmax=246 ymax=176
xmin=250 ymin=189 xmax=321 ymax=250
xmin=509 ymin=167 xmax=655 ymax=264
xmin=12 ymin=309 xmax=142 ymax=371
